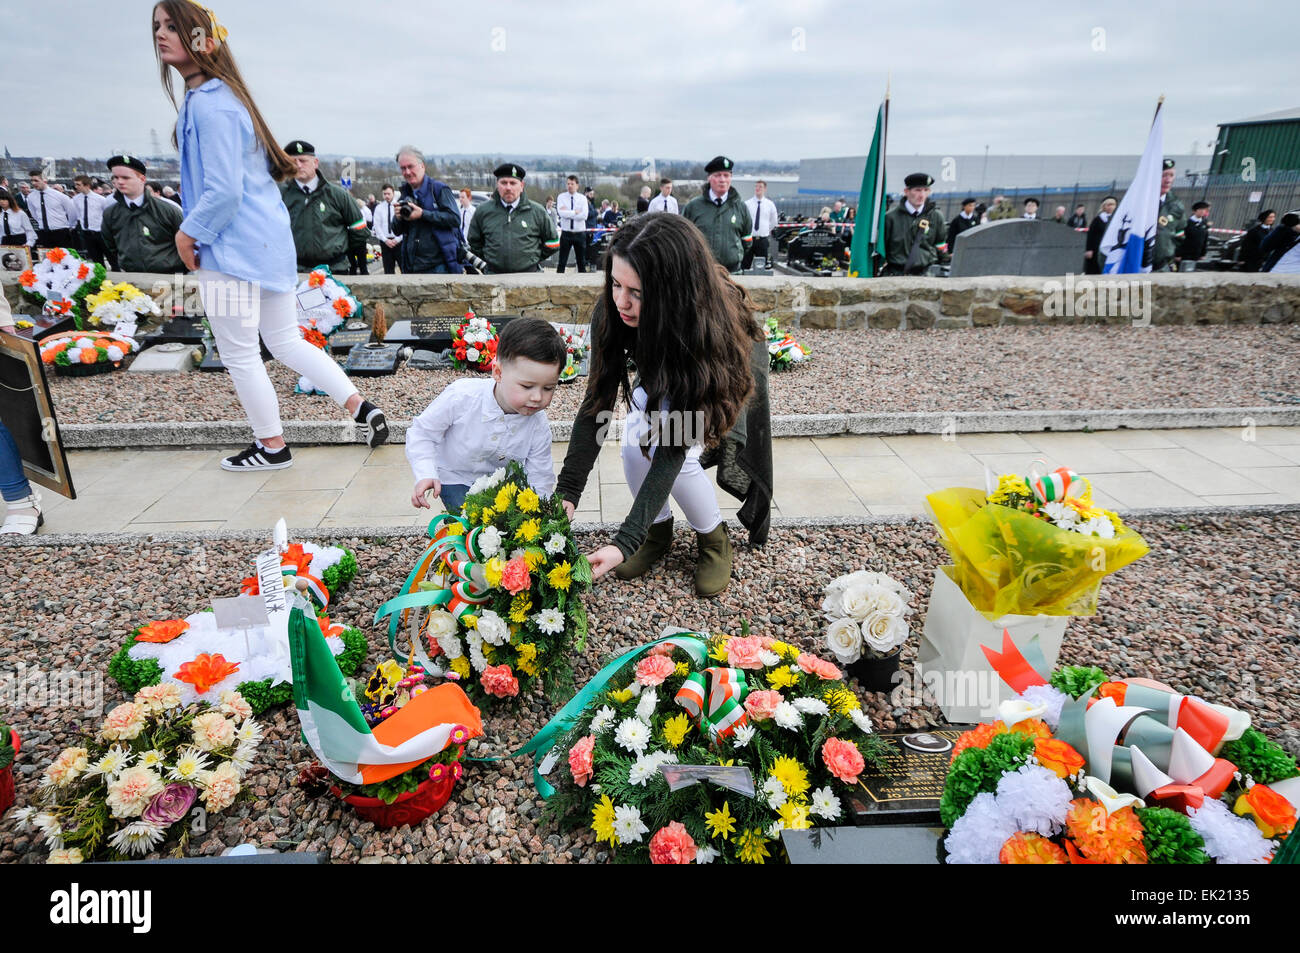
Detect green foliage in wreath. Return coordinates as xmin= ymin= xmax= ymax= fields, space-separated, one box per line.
xmin=939 ymin=731 xmax=1036 ymax=828
xmin=1136 ymin=806 xmax=1209 ymax=864
xmin=1220 ymin=728 xmax=1300 ymax=785
xmin=106 ymin=630 xmax=165 ymax=696
xmin=1050 ymin=665 xmax=1109 ymax=699
xmin=321 ymin=549 xmax=358 ymax=593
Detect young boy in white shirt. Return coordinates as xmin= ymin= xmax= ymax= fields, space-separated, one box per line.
xmin=408 ymin=317 xmax=568 ymax=514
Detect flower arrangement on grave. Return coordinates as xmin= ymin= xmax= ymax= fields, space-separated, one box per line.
xmin=0 ymin=716 xmax=18 ymax=818
xmin=765 ymin=315 xmax=809 ymax=370
xmin=19 ymin=247 xmax=105 ymax=326
xmin=84 ymin=280 xmax=160 ymax=330
xmin=821 ymin=570 xmax=914 ymax=665
xmin=39 ymin=330 xmax=139 ymax=376
xmin=451 ymin=310 xmax=498 ymax=371
xmin=12 ymin=688 xmax=261 ymax=862
xmin=540 ymin=628 xmax=890 ymax=864
xmin=107 ymin=538 xmax=365 ymax=714
xmin=940 ymin=658 xmax=1299 ymax=865
xmin=376 ymin=461 xmax=592 ymax=705
xmin=926 ymin=465 xmax=1150 ymax=617
xmin=552 ymin=322 xmax=589 ymax=382
xmin=294 ymin=266 xmax=360 ymax=336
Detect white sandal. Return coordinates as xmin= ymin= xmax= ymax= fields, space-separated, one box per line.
xmin=1 ymin=489 xmax=43 ymax=535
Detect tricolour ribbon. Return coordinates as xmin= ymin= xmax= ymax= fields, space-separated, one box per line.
xmin=1028 ymin=465 xmax=1088 ymax=505
xmin=675 ymin=667 xmax=750 ymax=740
xmin=980 ymin=629 xmax=1051 ymax=694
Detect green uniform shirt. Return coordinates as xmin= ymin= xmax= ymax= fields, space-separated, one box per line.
xmin=1153 ymin=191 xmax=1187 ymax=269
xmin=280 ymin=178 xmax=370 ymax=270
xmin=682 ymin=187 xmax=753 ymax=271
xmin=467 ymin=194 xmax=560 ymax=273
xmin=101 ymin=191 xmax=187 ymax=274
xmin=883 ymin=202 xmax=947 ymax=271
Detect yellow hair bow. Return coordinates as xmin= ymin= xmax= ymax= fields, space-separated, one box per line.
xmin=188 ymin=0 xmax=229 ymax=44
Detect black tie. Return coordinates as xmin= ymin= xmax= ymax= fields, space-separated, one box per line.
xmin=2 ymin=213 xmax=9 ymax=237
xmin=303 ymin=185 xmax=311 ymax=196
xmin=715 ymin=198 xmax=722 ymax=207
xmin=754 ymin=201 xmax=761 ymax=231
xmin=39 ymin=192 xmax=49 ymax=231
xmin=83 ymin=194 xmax=89 ymax=229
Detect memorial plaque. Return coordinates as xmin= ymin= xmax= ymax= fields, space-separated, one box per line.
xmin=386 ymin=315 xmax=521 ymax=349
xmin=407 ymin=348 xmax=451 ymax=370
xmin=143 ymin=314 xmax=206 ymax=345
xmin=948 ymin=219 xmax=1085 ymax=277
xmin=782 ymin=825 xmax=946 ymax=865
xmin=344 ymin=342 xmax=402 ymax=376
xmin=131 ymin=341 xmax=199 ymax=374
xmin=786 ymin=227 xmax=844 ymax=264
xmin=327 ymin=327 xmax=373 ymax=352
xmin=847 ymin=728 xmax=974 ymax=826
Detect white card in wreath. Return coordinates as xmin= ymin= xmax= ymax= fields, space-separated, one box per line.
xmin=296 ymin=286 xmax=329 ymax=312
xmin=113 ymin=317 xmax=138 ymax=340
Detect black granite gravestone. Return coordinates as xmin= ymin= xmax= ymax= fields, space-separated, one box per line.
xmin=344 ymin=342 xmax=403 ymax=376
xmin=328 ymin=320 xmax=373 ymax=353
xmin=949 ymin=219 xmax=1085 ymax=277
xmin=385 ymin=315 xmax=520 ymax=349
xmin=847 ymin=728 xmax=973 ymax=826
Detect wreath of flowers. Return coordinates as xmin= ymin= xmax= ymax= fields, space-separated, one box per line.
xmin=295 ymin=265 xmax=361 ymax=336
xmin=19 ymin=247 xmax=106 ymax=327
xmin=766 ymin=315 xmax=809 ymax=370
xmin=39 ymin=330 xmax=139 ymax=374
xmin=551 ymin=322 xmax=589 ymax=383
xmin=543 ymin=628 xmax=890 ymax=864
xmin=940 ymin=663 xmax=1298 ymax=865
xmin=13 ymin=687 xmax=261 ymax=862
xmin=452 ymin=311 xmax=498 ymax=371
xmin=84 ymin=280 xmax=160 ymax=330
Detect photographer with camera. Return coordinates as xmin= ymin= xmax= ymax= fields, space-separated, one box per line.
xmin=392 ymin=145 xmax=464 ymax=275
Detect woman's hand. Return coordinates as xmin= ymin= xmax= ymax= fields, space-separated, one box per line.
xmin=562 ymin=500 xmax=575 ymax=520
xmin=587 ymin=545 xmax=624 ymax=579
xmin=175 ymin=230 xmax=199 ymax=270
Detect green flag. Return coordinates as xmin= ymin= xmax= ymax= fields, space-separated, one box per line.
xmin=848 ymin=96 xmax=889 ymax=277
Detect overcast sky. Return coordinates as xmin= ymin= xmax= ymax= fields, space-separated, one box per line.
xmin=8 ymin=0 xmax=1295 ymax=165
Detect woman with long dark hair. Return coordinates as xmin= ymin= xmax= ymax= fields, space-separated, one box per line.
xmin=153 ymin=1 xmax=387 ymax=471
xmin=556 ymin=213 xmax=771 ymax=597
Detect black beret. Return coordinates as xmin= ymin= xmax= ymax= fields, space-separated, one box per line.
xmin=1162 ymin=158 xmax=1176 ymax=170
xmin=1023 ymin=196 xmax=1040 ymax=205
xmin=106 ymin=154 xmax=147 ymax=175
xmin=961 ymin=196 xmax=977 ymax=206
xmin=284 ymin=140 xmax=316 ymax=157
xmin=704 ymin=156 xmax=735 ymax=174
xmin=494 ymin=163 xmax=526 ymax=180
xmin=903 ymin=172 xmax=933 ymax=188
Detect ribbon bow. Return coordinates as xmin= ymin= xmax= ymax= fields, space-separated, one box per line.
xmin=188 ymin=0 xmax=229 ymax=43
xmin=674 ymin=667 xmax=749 ymax=741
xmin=1028 ymin=465 xmax=1088 ymax=505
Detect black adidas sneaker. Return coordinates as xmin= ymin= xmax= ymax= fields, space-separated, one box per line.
xmin=221 ymin=442 xmax=293 ymax=471
xmin=354 ymin=399 xmax=389 ymax=448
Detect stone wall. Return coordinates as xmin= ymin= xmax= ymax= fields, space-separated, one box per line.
xmin=6 ymin=271 xmax=1299 ymax=328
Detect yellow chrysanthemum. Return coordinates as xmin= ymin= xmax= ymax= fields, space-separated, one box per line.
xmin=515 ymin=642 xmax=539 ymax=677
xmin=450 ymin=656 xmax=471 ymax=678
xmin=708 ymin=642 xmax=730 ymax=663
xmin=778 ymin=801 xmax=812 ymax=830
xmin=509 ymin=594 xmax=532 ymax=623
xmin=592 ymin=794 xmax=618 ymax=845
xmin=735 ymin=827 xmax=770 ymax=864
xmin=516 ymin=488 xmax=540 ymax=513
xmin=462 ymin=614 xmax=478 ymax=628
xmin=662 ymin=712 xmax=692 ymax=748
xmin=704 ymin=801 xmax=737 ymax=841
xmin=674 ymin=661 xmax=690 ymax=677
xmin=547 ymin=561 xmax=572 ymax=591
xmin=769 ymin=640 xmax=799 ymax=661
xmin=484 ymin=556 xmax=505 ymax=588
xmin=483 ymin=643 xmax=495 ymax=662
xmin=608 ymin=688 xmax=634 ymax=704
xmin=445 ymin=522 xmax=465 ymax=536
xmin=767 ymin=666 xmax=799 ymax=691
xmin=516 ymin=519 xmax=541 ymax=543
xmin=480 ymin=507 xmax=495 ymax=526
xmin=823 ymin=685 xmax=861 ymax=714
xmin=494 ymin=486 xmax=516 ymax=512
xmin=522 ymin=549 xmax=546 ymax=571
xmin=770 ymin=756 xmax=811 ymax=798
xmin=715 ymin=757 xmax=735 ymax=767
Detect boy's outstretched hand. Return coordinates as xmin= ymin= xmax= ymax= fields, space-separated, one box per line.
xmin=587 ymin=544 xmax=624 ymax=579
xmin=412 ymin=478 xmax=441 ymax=508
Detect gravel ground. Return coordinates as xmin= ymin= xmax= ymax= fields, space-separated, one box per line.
xmin=2 ymin=512 xmax=1297 ymax=864
xmin=48 ymin=325 xmax=1300 ymax=426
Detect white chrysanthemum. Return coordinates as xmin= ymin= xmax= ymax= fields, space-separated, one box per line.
xmin=849 ymin=708 xmax=875 ymax=734
xmin=732 ymin=723 xmax=756 ymax=748
xmin=1043 ymin=502 xmax=1074 ymax=525
xmin=467 ymin=474 xmax=491 ymax=495
xmin=34 ymin=813 xmax=64 ymax=848
xmin=612 ymin=804 xmax=648 ymax=844
xmin=107 ymin=821 xmax=166 ymax=857
xmin=469 ymin=642 xmax=488 ymax=673
xmin=694 ymin=844 xmax=719 ymax=864
xmin=1019 ymin=684 xmax=1068 ymax=730
xmin=139 ymin=749 xmax=166 ymax=769
xmin=773 ymin=702 xmax=803 ymax=730
xmin=761 ymin=776 xmax=788 ymax=808
xmin=544 ymin=533 xmax=567 ymax=555
xmin=765 ymin=821 xmax=784 ymax=839
xmin=478 ymin=524 xmax=503 ymax=557
xmin=758 ymin=650 xmax=782 ymax=667
xmin=614 ymin=717 xmax=650 ymax=755
xmin=1188 ymin=798 xmax=1274 ymax=865
xmin=944 ymin=792 xmax=1017 ymax=865
xmin=475 ymin=610 xmax=510 ymax=646
xmin=810 ymin=785 xmax=842 ymax=820
xmin=1076 ymin=516 xmax=1116 ymax=539
xmin=792 ymin=697 xmax=830 ymax=716
xmin=489 ymin=467 xmax=507 ymax=485
xmin=628 ymin=751 xmax=678 ymax=786
xmin=589 ymin=706 xmax=618 ymax=735
xmin=229 ymin=743 xmax=257 ymax=774
xmin=85 ymin=744 xmax=132 ymax=780
xmin=235 ymin=719 xmax=263 ymax=746
xmin=635 ymin=689 xmax=658 ymax=723
xmin=168 ymin=747 xmax=210 ymax=783
xmin=533 ymin=607 xmax=565 ymax=635
xmin=994 ymin=764 xmax=1072 ymax=836
xmin=439 ymin=634 xmax=464 ymax=660
xmin=11 ymin=806 xmax=36 ymax=830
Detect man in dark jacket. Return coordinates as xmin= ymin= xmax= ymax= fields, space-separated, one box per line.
xmin=1067 ymin=204 xmax=1089 ymax=228
xmin=1261 ymin=211 xmax=1300 ymax=273
xmin=1240 ymin=209 xmax=1274 ymax=272
xmin=1084 ymin=196 xmax=1117 ymax=274
xmin=1176 ymin=201 xmax=1211 ymax=271
xmin=279 ymin=140 xmax=371 ymax=271
xmin=682 ymin=155 xmax=752 ymax=273
xmin=882 ymin=172 xmax=947 ymax=275
xmin=392 ymin=146 xmax=464 ymax=274
xmin=100 ymin=155 xmax=187 ymax=274
xmin=947 ymin=197 xmax=980 ymax=254
xmin=1153 ymin=158 xmax=1187 ymax=271
xmin=467 ymin=163 xmax=560 ymax=273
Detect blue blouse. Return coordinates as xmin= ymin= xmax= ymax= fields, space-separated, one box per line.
xmin=177 ymin=78 xmax=296 ymax=292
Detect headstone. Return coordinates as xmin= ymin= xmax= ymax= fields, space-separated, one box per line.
xmin=19 ymin=312 xmax=77 ymax=341
xmin=327 ymin=319 xmax=373 ymax=353
xmin=407 ymin=348 xmax=451 ymax=370
xmin=142 ymin=314 xmax=206 ymax=345
xmin=386 ymin=315 xmax=520 ymax=349
xmin=786 ymin=227 xmax=846 ymax=267
xmin=344 ymin=342 xmax=402 ymax=376
xmin=128 ymin=341 xmax=197 ymax=374
xmin=847 ymin=728 xmax=974 ymax=826
xmin=948 ymin=219 xmax=1085 ymax=277
xmin=781 ymin=825 xmax=947 ymax=864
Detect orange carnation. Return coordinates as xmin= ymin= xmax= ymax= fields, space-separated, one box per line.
xmin=239 ymin=575 xmax=260 ymax=595
xmin=999 ymin=831 xmax=1068 ymax=864
xmin=332 ymin=297 xmax=352 ymax=318
xmin=42 ymin=349 xmax=58 ymax=364
xmin=951 ymin=721 xmax=1007 ymax=761
xmin=1065 ymin=798 xmax=1148 ymax=864
xmin=136 ymin=619 xmax=190 ymax=644
xmin=173 ymin=653 xmax=240 ymax=695
xmin=47 ymin=248 xmax=66 ymax=263
xmin=1034 ymin=737 xmax=1086 ymax=779
xmin=19 ymin=269 xmax=37 ymax=288
xmin=76 ymin=263 xmax=90 ymax=279
xmin=1234 ymin=784 xmax=1297 ymax=838
xmin=308 ymin=270 xmax=326 ymax=287
xmin=79 ymin=348 xmax=99 ymax=364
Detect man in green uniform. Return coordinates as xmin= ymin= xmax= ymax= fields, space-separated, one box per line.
xmin=881 ymin=172 xmax=947 ymax=275
xmin=1152 ymin=158 xmax=1187 ymax=272
xmin=100 ymin=155 xmax=187 ymax=274
xmin=682 ymin=155 xmax=752 ymax=273
xmin=467 ymin=163 xmax=560 ymax=273
xmin=279 ymin=140 xmax=371 ymax=272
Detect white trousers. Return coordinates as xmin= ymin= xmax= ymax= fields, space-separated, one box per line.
xmin=195 ymin=269 xmax=358 ymax=439
xmin=621 ymin=387 xmax=722 ymax=533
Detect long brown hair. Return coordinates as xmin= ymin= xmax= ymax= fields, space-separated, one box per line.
xmin=581 ymin=213 xmax=763 ymax=453
xmin=153 ymin=1 xmax=295 ymax=181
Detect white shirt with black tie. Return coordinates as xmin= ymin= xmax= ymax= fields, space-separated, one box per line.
xmin=28 ymin=187 xmax=78 ymax=231
xmin=745 ymin=196 xmax=778 ymax=237
xmin=372 ymin=200 xmax=401 ymax=243
xmin=556 ymin=191 xmax=589 ymax=232
xmin=647 ymin=194 xmax=678 ymax=214
xmin=75 ymin=190 xmax=108 ymax=232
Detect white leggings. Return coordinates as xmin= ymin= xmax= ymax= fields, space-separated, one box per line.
xmin=621 ymin=387 xmax=722 ymax=533
xmin=196 ymin=269 xmax=358 ymax=439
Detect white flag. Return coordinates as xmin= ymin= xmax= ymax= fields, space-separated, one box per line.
xmin=1100 ymin=104 xmax=1165 ymax=274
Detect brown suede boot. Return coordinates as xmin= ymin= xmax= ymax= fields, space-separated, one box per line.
xmin=694 ymin=522 xmax=732 ymax=597
xmin=615 ymin=518 xmax=674 ymax=579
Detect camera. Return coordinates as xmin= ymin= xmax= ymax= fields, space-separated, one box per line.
xmin=396 ymin=198 xmax=418 ymax=219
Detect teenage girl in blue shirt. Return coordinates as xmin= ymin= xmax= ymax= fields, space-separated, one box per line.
xmin=153 ymin=1 xmax=387 ymax=471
